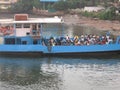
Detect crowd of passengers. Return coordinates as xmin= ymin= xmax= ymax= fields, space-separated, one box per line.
xmin=42 ymin=34 xmax=113 ymax=46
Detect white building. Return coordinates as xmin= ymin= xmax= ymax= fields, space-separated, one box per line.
xmin=83 ymin=6 xmax=105 ymax=12
xmin=0 ymin=0 xmax=18 ymax=10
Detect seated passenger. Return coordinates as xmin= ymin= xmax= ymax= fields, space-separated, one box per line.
xmin=106 ymin=37 xmax=113 ymax=44
xmin=95 ymin=35 xmax=101 ymax=45
xmin=101 ymin=36 xmax=107 ymax=45
xmin=65 ymin=35 xmax=72 ymax=45
xmin=49 ymin=37 xmax=56 ymax=46
xmin=66 ymin=35 xmax=69 ymax=41
xmin=106 ymin=34 xmax=113 ymax=44
xmin=74 ymin=35 xmax=79 ymax=45
xmin=61 ymin=38 xmax=67 ymax=45
xmin=55 ymin=38 xmax=61 ymax=45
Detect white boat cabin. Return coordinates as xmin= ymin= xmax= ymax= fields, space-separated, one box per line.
xmin=0 ymin=14 xmax=63 ymax=37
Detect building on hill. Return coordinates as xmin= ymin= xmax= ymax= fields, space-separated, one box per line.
xmin=83 ymin=6 xmax=105 ymax=12
xmin=0 ymin=0 xmax=17 ymax=10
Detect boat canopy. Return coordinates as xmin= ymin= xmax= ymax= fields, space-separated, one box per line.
xmin=0 ymin=19 xmax=13 ymax=24
xmin=0 ymin=16 xmax=63 ymax=24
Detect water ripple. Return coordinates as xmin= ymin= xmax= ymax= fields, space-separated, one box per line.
xmin=0 ymin=57 xmax=120 ymax=90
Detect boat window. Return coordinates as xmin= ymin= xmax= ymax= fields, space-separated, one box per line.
xmin=38 ymin=24 xmax=41 ymax=28
xmin=16 ymin=38 xmax=21 ymax=44
xmin=26 ymin=32 xmax=30 ymax=35
xmin=16 ymin=24 xmax=22 ymax=28
xmin=5 ymin=38 xmax=15 ymax=44
xmin=33 ymin=40 xmax=38 ymax=45
xmin=24 ymin=24 xmax=30 ymax=28
xmin=22 ymin=41 xmax=27 ymax=44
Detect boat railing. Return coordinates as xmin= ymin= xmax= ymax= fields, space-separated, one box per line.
xmin=41 ymin=35 xmax=120 ymax=46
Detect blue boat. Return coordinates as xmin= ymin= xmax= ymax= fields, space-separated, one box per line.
xmin=0 ymin=14 xmax=120 ymax=57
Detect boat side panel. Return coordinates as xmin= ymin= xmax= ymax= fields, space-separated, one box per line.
xmin=48 ymin=44 xmax=120 ymax=53
xmin=0 ymin=44 xmax=120 ymax=54
xmin=0 ymin=45 xmax=47 ymax=52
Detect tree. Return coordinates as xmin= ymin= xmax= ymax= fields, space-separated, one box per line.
xmin=53 ymin=0 xmax=86 ymax=11
xmin=32 ymin=0 xmax=42 ymax=9
xmin=53 ymin=1 xmax=69 ymax=11
xmin=10 ymin=0 xmax=41 ymax=13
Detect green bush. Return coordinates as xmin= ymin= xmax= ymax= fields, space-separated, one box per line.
xmin=53 ymin=1 xmax=69 ymax=11
xmin=97 ymin=7 xmax=116 ymax=20
xmin=81 ymin=11 xmax=97 ymax=18
xmin=10 ymin=0 xmax=41 ymax=13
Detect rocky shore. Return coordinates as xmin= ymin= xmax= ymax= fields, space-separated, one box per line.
xmin=63 ymin=14 xmax=120 ymax=36
xmin=0 ymin=13 xmax=120 ymax=36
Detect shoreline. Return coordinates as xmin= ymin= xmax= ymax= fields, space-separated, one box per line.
xmin=63 ymin=14 xmax=120 ymax=36
xmin=0 ymin=13 xmax=120 ymax=36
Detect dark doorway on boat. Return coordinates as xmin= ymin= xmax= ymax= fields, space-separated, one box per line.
xmin=32 ymin=24 xmax=37 ymax=35
xmin=33 ymin=40 xmax=38 ymax=45
xmin=16 ymin=38 xmax=21 ymax=44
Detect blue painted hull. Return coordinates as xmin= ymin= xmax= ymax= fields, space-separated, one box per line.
xmin=0 ymin=44 xmax=120 ymax=57
xmin=0 ymin=14 xmax=119 ymax=57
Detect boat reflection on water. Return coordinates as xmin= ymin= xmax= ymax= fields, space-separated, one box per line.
xmin=0 ymin=57 xmax=63 ymax=90
xmin=0 ymin=57 xmax=120 ymax=90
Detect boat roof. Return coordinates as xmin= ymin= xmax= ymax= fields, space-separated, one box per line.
xmin=0 ymin=16 xmax=63 ymax=24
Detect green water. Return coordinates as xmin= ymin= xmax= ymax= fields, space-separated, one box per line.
xmin=0 ymin=57 xmax=120 ymax=90
xmin=42 ymin=24 xmax=110 ymax=38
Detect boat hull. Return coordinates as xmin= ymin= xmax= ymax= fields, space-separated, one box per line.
xmin=0 ymin=49 xmax=120 ymax=58
xmin=0 ymin=44 xmax=120 ymax=58
xmin=44 ymin=50 xmax=120 ymax=58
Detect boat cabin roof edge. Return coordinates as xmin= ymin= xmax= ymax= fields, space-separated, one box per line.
xmin=0 ymin=17 xmax=63 ymax=24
